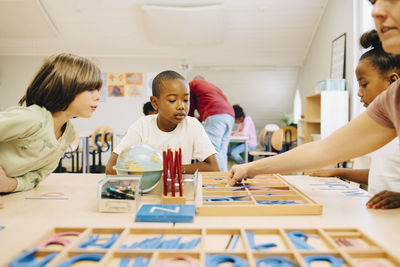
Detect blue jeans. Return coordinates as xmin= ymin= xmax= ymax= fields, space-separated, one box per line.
xmin=203 ymin=114 xmax=234 ymax=172
xmin=229 ymin=144 xmax=256 ymax=164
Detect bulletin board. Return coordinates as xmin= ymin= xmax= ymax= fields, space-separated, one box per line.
xmin=330 ymin=33 xmax=346 ymax=79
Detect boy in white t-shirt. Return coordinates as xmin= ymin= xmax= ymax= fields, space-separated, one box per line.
xmin=106 ymin=70 xmax=219 ymax=174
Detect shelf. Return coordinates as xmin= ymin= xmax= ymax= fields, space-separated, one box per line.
xmin=304 ymin=119 xmax=321 ymax=123
xmin=303 ymin=91 xmax=349 ymax=144
xmin=306 ymin=93 xmax=321 ymax=99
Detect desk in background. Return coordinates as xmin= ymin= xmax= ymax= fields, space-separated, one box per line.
xmin=1 ymin=173 xmax=400 ymax=265
xmin=229 ymin=135 xmax=248 ymax=163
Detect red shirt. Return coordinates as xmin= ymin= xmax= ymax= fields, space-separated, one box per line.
xmin=188 ymin=79 xmax=234 ymax=122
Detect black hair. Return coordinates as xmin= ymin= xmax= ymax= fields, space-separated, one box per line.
xmin=143 ymin=101 xmax=156 ymax=115
xmin=360 ymin=30 xmax=400 ymax=75
xmin=19 ymin=53 xmax=102 ymax=113
xmin=152 ymin=70 xmax=185 ymax=97
xmin=233 ymin=104 xmax=245 ymax=120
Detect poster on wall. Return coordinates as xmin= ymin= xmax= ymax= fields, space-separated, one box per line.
xmin=125 ymin=72 xmax=143 ymax=97
xmin=146 ymin=72 xmax=158 ymax=97
xmin=107 ymin=72 xmax=125 ymax=97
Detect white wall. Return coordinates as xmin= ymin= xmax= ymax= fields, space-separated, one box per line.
xmin=0 ymin=56 xmax=44 ymax=110
xmin=0 ymin=56 xmax=299 ymax=138
xmin=297 ymin=0 xmax=356 ymax=119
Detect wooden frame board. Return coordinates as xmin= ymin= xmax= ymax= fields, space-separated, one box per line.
xmin=196 ymin=172 xmax=322 ymax=216
xmin=10 ymin=226 xmax=400 ymax=267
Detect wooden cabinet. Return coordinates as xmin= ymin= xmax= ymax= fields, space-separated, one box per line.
xmin=297 ymin=119 xmax=305 ymax=146
xmin=301 ymin=91 xmax=349 ymax=143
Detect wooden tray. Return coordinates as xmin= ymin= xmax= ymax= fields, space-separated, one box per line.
xmin=11 ymin=226 xmax=400 ymax=267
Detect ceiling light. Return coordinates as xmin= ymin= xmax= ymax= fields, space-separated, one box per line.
xmin=143 ymin=0 xmax=224 ymax=8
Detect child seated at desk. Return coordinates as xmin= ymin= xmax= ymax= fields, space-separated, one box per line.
xmin=309 ymin=30 xmax=400 ymax=209
xmin=229 ymin=104 xmax=257 ymax=164
xmin=0 ymin=53 xmax=102 ymax=193
xmin=106 ymin=70 xmax=219 ymax=174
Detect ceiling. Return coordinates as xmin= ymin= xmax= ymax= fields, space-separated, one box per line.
xmin=0 ymin=0 xmax=328 ymax=68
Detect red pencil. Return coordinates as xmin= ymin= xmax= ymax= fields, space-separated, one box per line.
xmin=169 ymin=149 xmax=175 ymax=196
xmin=178 ymin=148 xmax=183 ymax=196
xmin=162 ymin=150 xmax=167 ymax=196
xmin=173 ymin=150 xmax=179 ymax=196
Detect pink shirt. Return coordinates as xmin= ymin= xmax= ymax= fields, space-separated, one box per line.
xmin=231 ymin=116 xmax=257 ymax=148
xmin=367 ymin=80 xmax=400 ymax=136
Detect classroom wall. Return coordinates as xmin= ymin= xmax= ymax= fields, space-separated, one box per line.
xmin=0 ymin=56 xmax=298 ymax=138
xmin=297 ymin=0 xmax=359 ymax=119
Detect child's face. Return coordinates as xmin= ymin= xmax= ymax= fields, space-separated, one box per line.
xmin=356 ymin=58 xmax=392 ymax=107
xmin=66 ymin=89 xmax=100 ymax=118
xmin=152 ymin=78 xmax=189 ymax=131
xmin=235 ymin=117 xmax=244 ymax=124
xmin=371 ymin=0 xmax=400 ymax=54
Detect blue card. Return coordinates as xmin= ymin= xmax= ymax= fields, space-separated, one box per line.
xmin=135 ymin=204 xmax=196 ymax=223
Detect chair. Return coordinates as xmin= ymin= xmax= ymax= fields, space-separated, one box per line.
xmin=270 ymin=129 xmax=284 ymax=152
xmin=281 ymin=126 xmax=297 ymax=151
xmin=264 ymin=123 xmax=280 ymax=132
xmin=54 ymin=132 xmax=80 ymax=173
xmin=249 ymin=129 xmax=283 ymax=160
xmin=258 ymin=124 xmax=280 ymax=151
xmin=89 ymin=126 xmax=113 ymax=173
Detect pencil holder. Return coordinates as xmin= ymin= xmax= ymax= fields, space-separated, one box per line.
xmin=161 ymin=192 xmax=186 ymax=204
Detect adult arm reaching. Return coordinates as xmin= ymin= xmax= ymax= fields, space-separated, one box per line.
xmin=227 ymin=112 xmax=396 ymax=186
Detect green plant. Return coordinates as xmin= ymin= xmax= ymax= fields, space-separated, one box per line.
xmin=281 ymin=113 xmax=294 ymax=126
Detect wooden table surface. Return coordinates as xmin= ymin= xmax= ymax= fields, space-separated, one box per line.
xmin=1 ymin=173 xmax=400 ymax=265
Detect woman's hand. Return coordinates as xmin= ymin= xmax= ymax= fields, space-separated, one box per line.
xmin=367 ymin=190 xmax=400 ymax=209
xmin=227 ymin=163 xmax=253 ymax=186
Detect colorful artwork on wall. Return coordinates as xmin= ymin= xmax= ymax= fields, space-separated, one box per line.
xmin=105 ymin=72 xmax=144 ymax=97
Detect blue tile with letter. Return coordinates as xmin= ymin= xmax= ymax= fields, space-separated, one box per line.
xmin=135 ymin=204 xmax=196 ymax=223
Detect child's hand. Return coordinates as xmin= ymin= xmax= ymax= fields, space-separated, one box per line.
xmin=0 ymin=166 xmax=6 ymax=180
xmin=366 ymin=190 xmax=400 ymax=209
xmin=308 ymin=169 xmax=337 ymax=177
xmin=0 ymin=166 xmax=17 ymax=193
xmin=226 ymin=163 xmax=252 ymax=186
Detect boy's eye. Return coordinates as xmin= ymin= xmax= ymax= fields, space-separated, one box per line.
xmin=168 ymin=100 xmax=176 ymax=103
xmin=184 ymin=99 xmax=189 ymax=103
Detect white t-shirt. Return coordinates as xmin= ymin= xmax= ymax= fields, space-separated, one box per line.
xmin=368 ymin=138 xmax=400 ymax=195
xmin=114 ymin=115 xmax=216 ymax=164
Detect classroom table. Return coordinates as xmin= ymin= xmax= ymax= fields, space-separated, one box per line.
xmin=229 ymin=135 xmax=249 ymax=163
xmin=1 ymin=173 xmax=400 ymax=266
